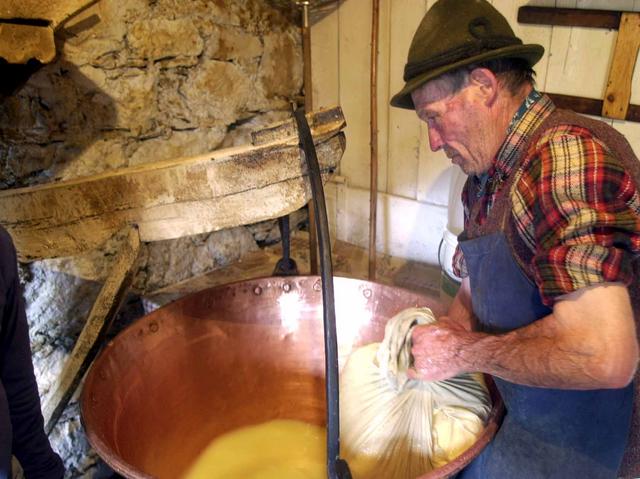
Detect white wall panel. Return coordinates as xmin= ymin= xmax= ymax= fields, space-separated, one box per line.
xmin=376 ymin=0 xmax=392 ymax=196
xmin=545 ymin=26 xmax=615 ymax=98
xmin=312 ymin=0 xmax=640 ymax=266
xmin=386 ymin=0 xmax=428 ymax=199
xmin=334 ymin=183 xmax=447 ymax=265
xmin=337 ymin=0 xmax=373 ymax=189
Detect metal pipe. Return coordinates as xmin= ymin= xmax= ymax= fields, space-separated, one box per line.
xmin=368 ymin=0 xmax=380 ymax=280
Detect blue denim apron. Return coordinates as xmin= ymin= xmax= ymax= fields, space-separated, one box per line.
xmin=457 ymin=232 xmax=633 ymax=479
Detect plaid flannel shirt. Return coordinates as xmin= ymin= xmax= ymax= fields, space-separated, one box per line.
xmin=452 ymin=92 xmax=640 ymax=306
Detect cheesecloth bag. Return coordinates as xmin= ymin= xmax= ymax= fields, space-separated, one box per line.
xmin=340 ymin=307 xmax=491 ymax=479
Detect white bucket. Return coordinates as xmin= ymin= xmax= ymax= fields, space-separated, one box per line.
xmin=440 ymin=167 xmax=466 ymax=306
xmin=439 ymin=227 xmax=462 ymax=306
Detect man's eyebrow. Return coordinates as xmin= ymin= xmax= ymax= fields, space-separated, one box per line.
xmin=417 ymin=105 xmax=438 ymax=117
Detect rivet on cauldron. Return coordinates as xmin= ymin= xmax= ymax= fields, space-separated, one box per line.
xmin=363 ymin=288 xmax=372 ymax=298
xmin=99 ymin=370 xmax=107 ymax=380
xmin=253 ymin=285 xmax=263 ymax=295
xmin=313 ymin=280 xmax=321 ymax=291
xmin=283 ymin=283 xmax=292 ymax=292
xmin=149 ymin=321 xmax=159 ymax=333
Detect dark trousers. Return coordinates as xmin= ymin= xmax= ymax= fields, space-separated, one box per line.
xmin=0 ymin=227 xmax=64 ymax=479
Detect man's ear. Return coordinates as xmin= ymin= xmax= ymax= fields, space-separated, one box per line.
xmin=469 ymin=68 xmax=498 ymax=106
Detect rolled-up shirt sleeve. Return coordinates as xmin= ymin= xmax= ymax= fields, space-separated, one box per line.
xmin=526 ymin=131 xmax=640 ymax=304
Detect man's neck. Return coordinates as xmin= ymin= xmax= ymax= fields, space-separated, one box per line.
xmin=488 ymin=83 xmax=533 ymax=160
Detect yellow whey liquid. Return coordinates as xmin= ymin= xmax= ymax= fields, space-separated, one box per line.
xmin=182 ymin=419 xmax=327 ymax=479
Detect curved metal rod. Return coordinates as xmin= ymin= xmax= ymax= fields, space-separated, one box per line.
xmin=294 ymin=108 xmax=351 ymax=479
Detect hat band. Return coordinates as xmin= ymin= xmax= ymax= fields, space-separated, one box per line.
xmin=403 ymin=36 xmax=521 ymax=82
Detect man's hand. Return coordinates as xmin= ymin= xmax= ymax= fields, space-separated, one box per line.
xmin=408 ymin=318 xmax=474 ymax=381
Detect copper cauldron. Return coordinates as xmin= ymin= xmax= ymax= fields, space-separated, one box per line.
xmin=81 ymin=276 xmax=503 ymax=478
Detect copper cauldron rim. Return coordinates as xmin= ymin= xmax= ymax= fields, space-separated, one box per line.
xmin=81 ymin=275 xmax=502 ymax=479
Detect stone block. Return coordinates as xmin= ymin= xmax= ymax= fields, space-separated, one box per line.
xmin=207 ymin=24 xmax=262 ymax=61
xmin=259 ymin=29 xmax=303 ymax=99
xmin=184 ymin=60 xmax=252 ymax=125
xmin=127 ymin=18 xmax=204 ymax=66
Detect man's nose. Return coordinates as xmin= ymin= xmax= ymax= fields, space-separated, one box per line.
xmin=427 ymin=126 xmax=444 ymax=152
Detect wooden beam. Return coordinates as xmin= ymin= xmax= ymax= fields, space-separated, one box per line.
xmin=602 ymin=13 xmax=640 ymax=120
xmin=42 ymin=225 xmax=141 ymax=434
xmin=0 ymin=107 xmax=346 ymax=261
xmin=518 ymin=6 xmax=622 ymax=29
xmin=546 ymin=93 xmax=640 ymax=123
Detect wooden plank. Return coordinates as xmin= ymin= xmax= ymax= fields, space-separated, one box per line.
xmin=602 ymin=12 xmax=640 ymax=119
xmin=42 ymin=225 xmax=141 ymax=434
xmin=415 ymin=0 xmax=453 ymax=205
xmin=546 ymin=92 xmax=640 ymax=122
xmin=544 ymin=17 xmax=615 ymax=99
xmin=338 ymin=0 xmax=373 ymax=190
xmin=518 ymin=6 xmax=623 ymax=29
xmin=498 ymin=0 xmax=554 ymax=83
xmin=0 ymin=108 xmax=346 ymax=261
xmin=387 ymin=0 xmax=426 ymax=199
xmin=376 ymin=0 xmax=391 ymax=200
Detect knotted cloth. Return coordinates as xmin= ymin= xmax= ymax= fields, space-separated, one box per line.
xmin=340 ymin=307 xmax=491 ymax=478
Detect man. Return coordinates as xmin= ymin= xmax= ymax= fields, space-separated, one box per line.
xmin=0 ymin=225 xmax=64 ymax=479
xmin=390 ymin=0 xmax=640 ymax=477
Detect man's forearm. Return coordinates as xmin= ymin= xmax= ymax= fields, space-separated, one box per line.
xmin=459 ymin=315 xmax=606 ymax=389
xmin=412 ymin=283 xmax=638 ymax=388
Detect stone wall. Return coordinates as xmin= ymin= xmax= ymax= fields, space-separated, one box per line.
xmin=0 ymin=0 xmax=305 ymax=476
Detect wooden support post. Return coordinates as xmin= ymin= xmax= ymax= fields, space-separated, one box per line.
xmin=602 ymin=13 xmax=640 ymax=120
xmin=42 ymin=225 xmax=141 ymax=434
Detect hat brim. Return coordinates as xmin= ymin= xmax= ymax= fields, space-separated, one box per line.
xmin=390 ymin=44 xmax=545 ymax=110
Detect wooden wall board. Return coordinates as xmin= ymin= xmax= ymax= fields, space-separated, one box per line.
xmin=611 ymin=119 xmax=640 ymax=159
xmin=331 ymin=183 xmax=447 ymax=265
xmin=576 ymin=0 xmax=636 ymax=10
xmin=546 ymin=24 xmax=615 ymax=98
xmin=500 ymin=0 xmax=555 ymax=91
xmin=386 ymin=0 xmax=428 ymax=200
xmin=633 ymin=0 xmax=640 ymax=104
xmin=337 ymin=0 xmax=373 ymax=190
xmin=376 ymin=0 xmax=392 ymax=196
xmin=602 ymin=12 xmax=640 ymax=119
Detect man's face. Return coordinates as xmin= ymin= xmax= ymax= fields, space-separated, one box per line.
xmin=411 ymin=73 xmax=495 ymax=176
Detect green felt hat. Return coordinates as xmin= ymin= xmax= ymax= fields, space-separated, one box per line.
xmin=390 ymin=0 xmax=544 ymax=110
